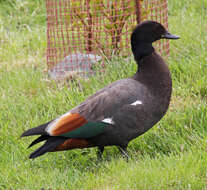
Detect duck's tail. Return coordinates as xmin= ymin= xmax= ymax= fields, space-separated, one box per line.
xmin=21 ymin=121 xmax=66 ymax=159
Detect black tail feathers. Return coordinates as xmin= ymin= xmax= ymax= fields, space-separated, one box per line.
xmin=29 ymin=136 xmax=66 ymax=159
xmin=21 ymin=120 xmax=66 ymax=159
xmin=21 ymin=121 xmax=52 ymax=137
xmin=28 ymin=135 xmax=49 ymax=148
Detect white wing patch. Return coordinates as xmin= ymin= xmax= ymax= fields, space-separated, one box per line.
xmin=102 ymin=118 xmax=115 ymax=125
xmin=59 ymin=111 xmax=71 ymax=119
xmin=131 ymin=100 xmax=142 ymax=106
xmin=46 ymin=112 xmax=71 ymax=135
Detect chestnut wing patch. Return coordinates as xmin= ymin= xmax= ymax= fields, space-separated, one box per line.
xmin=46 ymin=112 xmax=111 ymax=139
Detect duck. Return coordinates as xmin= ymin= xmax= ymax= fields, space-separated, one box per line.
xmin=21 ymin=21 xmax=179 ymax=159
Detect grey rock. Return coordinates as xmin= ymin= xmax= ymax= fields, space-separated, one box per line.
xmin=48 ymin=52 xmax=102 ymax=80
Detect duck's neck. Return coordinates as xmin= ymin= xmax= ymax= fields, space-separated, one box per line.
xmin=133 ymin=52 xmax=172 ymax=97
xmin=131 ymin=42 xmax=155 ymax=62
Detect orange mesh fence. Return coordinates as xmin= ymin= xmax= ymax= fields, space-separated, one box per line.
xmin=46 ymin=0 xmax=169 ymax=79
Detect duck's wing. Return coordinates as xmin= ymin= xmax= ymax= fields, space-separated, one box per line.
xmin=21 ymin=78 xmax=146 ymax=158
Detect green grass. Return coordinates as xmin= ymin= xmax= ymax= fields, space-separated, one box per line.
xmin=0 ymin=0 xmax=207 ymax=189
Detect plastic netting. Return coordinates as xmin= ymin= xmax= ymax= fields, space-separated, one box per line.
xmin=46 ymin=0 xmax=169 ymax=79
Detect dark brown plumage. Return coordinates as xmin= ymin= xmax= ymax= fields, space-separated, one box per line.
xmin=21 ymin=21 xmax=179 ymax=159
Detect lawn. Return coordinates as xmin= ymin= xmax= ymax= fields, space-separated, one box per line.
xmin=0 ymin=0 xmax=207 ymax=189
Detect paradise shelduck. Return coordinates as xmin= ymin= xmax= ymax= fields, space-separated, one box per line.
xmin=21 ymin=21 xmax=179 ymax=159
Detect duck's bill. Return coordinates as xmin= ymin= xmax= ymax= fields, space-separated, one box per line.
xmin=161 ymin=32 xmax=180 ymax=39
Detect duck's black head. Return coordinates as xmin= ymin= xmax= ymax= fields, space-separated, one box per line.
xmin=131 ymin=20 xmax=179 ymax=61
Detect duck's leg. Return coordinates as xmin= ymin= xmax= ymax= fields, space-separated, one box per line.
xmin=118 ymin=146 xmax=129 ymax=161
xmin=97 ymin=146 xmax=104 ymax=161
